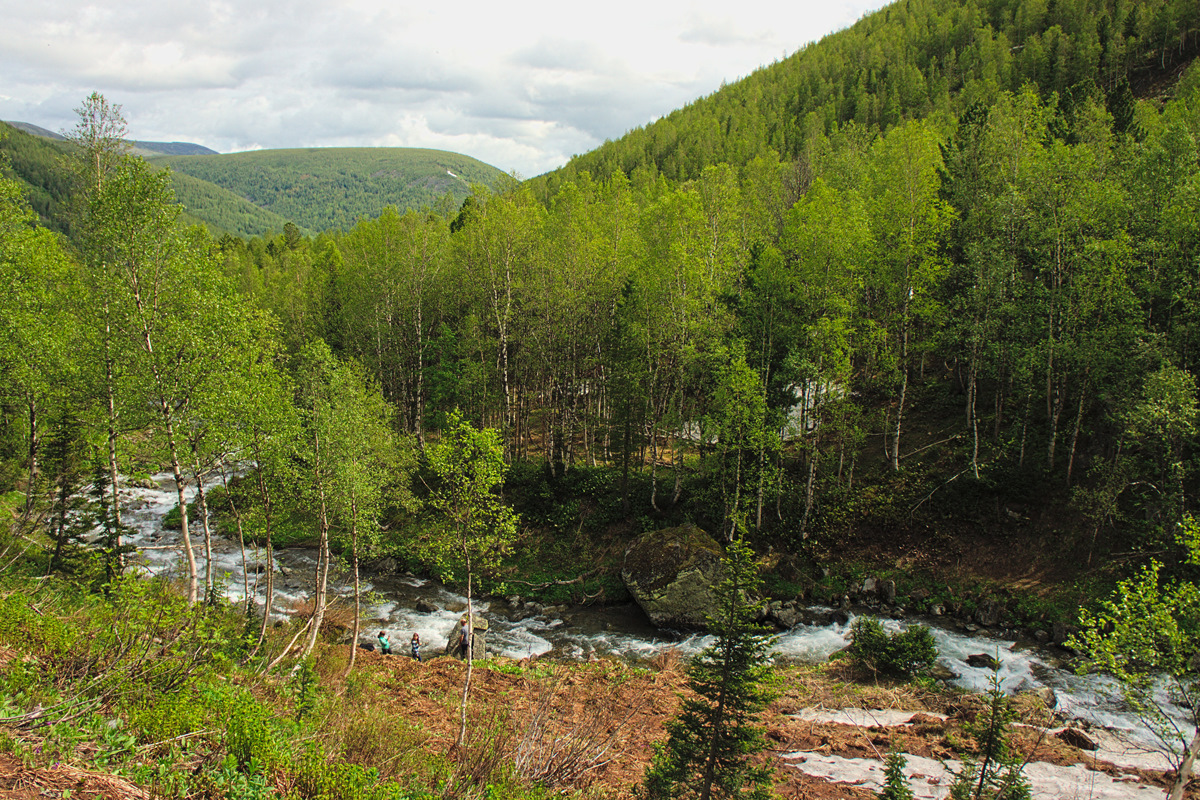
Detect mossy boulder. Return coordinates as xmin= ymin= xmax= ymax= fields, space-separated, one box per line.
xmin=621 ymin=524 xmax=724 ymax=630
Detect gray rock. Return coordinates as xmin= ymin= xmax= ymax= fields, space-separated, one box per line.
xmin=966 ymin=653 xmax=1001 ymax=670
xmin=803 ymin=609 xmax=834 ymax=627
xmin=621 ymin=524 xmax=726 ymax=629
xmin=507 ymin=595 xmax=522 ymax=608
xmin=1035 ymin=686 xmax=1058 ymax=709
xmin=415 ymin=600 xmax=439 ymax=613
xmin=930 ymin=604 xmax=944 ymax=616
xmin=770 ymin=607 xmax=802 ymax=629
xmin=1056 ymin=727 xmax=1097 ymax=751
xmin=929 ymin=663 xmax=958 ymax=681
xmin=975 ymin=600 xmax=1002 ymax=627
xmin=1033 ymin=629 xmax=1051 ymax=643
xmin=374 ymin=557 xmax=398 ymax=576
xmin=445 ymin=616 xmax=488 ymax=659
xmin=862 ymin=576 xmax=877 ymax=594
xmin=881 ymin=579 xmax=897 ymax=605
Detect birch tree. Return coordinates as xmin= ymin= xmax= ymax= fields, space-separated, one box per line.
xmin=425 ymin=410 xmax=518 ymax=748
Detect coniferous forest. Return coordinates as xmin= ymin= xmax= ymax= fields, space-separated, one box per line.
xmin=2 ymin=0 xmax=1200 ymax=797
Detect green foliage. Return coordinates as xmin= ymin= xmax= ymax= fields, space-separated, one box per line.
xmin=226 ymin=690 xmax=289 ymax=769
xmin=206 ymin=755 xmax=275 ymax=800
xmin=643 ymin=536 xmax=776 ymax=800
xmin=947 ymin=672 xmax=1031 ymax=800
xmin=848 ymin=617 xmax=938 ymax=679
xmin=291 ymin=655 xmax=321 ymax=721
xmin=534 ymin=0 xmax=1200 ymax=190
xmin=879 ymin=749 xmax=914 ymax=800
xmin=1069 ymin=529 xmax=1200 ymax=791
xmin=425 ymin=410 xmax=519 ymax=590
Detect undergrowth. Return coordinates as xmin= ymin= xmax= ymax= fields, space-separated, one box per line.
xmin=0 ymin=571 xmax=595 ymax=800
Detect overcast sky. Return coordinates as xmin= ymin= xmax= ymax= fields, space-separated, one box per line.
xmin=1 ymin=0 xmax=891 ymax=178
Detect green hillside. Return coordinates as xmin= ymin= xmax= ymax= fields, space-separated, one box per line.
xmin=165 ymin=168 xmax=294 ymax=238
xmin=533 ymin=0 xmax=1199 ymax=194
xmin=154 ymin=147 xmax=507 ymax=232
xmin=2 ymin=122 xmax=505 ymax=237
xmin=0 ymin=121 xmax=73 ymax=230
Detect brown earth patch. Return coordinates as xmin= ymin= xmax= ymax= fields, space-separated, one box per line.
xmin=0 ymin=752 xmax=148 ymax=800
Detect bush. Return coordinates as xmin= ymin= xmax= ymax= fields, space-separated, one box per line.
xmin=847 ymin=616 xmax=937 ymax=678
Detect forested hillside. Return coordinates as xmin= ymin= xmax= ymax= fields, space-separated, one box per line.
xmin=2 ymin=0 xmax=1199 ymax=581
xmin=1 ymin=123 xmax=507 ymax=237
xmin=0 ymin=121 xmax=73 ymax=229
xmin=155 ymin=147 xmax=507 ymax=232
xmin=532 ymin=0 xmax=1198 ymax=193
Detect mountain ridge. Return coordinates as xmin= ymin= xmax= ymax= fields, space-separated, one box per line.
xmin=4 ymin=120 xmax=219 ymax=156
xmin=1 ymin=120 xmax=506 ymax=236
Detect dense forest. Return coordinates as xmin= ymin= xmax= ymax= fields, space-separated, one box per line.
xmin=533 ymin=0 xmax=1200 ymax=193
xmin=3 ymin=0 xmax=1200 ymax=587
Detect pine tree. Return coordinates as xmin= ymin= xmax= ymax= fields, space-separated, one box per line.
xmin=948 ymin=671 xmax=1031 ymax=800
xmin=643 ymin=534 xmax=776 ymax=800
xmin=879 ymin=748 xmax=914 ymax=800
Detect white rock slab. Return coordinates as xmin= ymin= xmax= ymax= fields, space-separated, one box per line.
xmin=780 ymin=751 xmax=1165 ymax=800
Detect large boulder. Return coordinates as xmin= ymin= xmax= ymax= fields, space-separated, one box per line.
xmin=445 ymin=616 xmax=488 ymax=659
xmin=622 ymin=524 xmax=725 ymax=629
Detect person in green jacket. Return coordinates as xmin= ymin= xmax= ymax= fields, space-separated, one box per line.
xmin=377 ymin=630 xmax=392 ymax=655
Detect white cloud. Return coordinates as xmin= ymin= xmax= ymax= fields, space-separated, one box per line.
xmin=0 ymin=0 xmax=892 ymax=176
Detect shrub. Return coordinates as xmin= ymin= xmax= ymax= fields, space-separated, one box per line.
xmin=848 ymin=616 xmax=937 ymax=678
xmin=879 ymin=748 xmax=914 ymax=800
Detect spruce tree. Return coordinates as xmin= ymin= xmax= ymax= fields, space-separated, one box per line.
xmin=879 ymin=749 xmax=914 ymax=800
xmin=644 ymin=534 xmax=776 ymax=800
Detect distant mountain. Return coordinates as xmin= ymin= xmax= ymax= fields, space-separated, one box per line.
xmin=4 ymin=121 xmax=66 ymax=141
xmin=130 ymin=141 xmax=218 ymax=157
xmin=0 ymin=121 xmax=286 ymax=237
xmin=0 ymin=121 xmax=73 ymax=229
xmin=4 ymin=120 xmax=217 ymax=156
xmin=154 ymin=147 xmax=506 ymax=232
xmin=3 ymin=120 xmax=506 ymax=236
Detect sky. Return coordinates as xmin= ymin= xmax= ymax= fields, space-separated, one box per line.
xmin=0 ymin=0 xmax=892 ymax=178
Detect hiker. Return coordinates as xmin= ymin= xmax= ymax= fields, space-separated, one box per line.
xmin=459 ymin=617 xmax=471 ymax=659
xmin=377 ymin=630 xmax=392 ymax=655
xmin=411 ymin=632 xmax=422 ymax=662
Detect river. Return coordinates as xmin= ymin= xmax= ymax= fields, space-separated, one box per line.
xmin=116 ymin=471 xmax=1195 ymax=760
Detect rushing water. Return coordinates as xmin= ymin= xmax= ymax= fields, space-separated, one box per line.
xmin=116 ymin=472 xmax=1195 ymax=757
